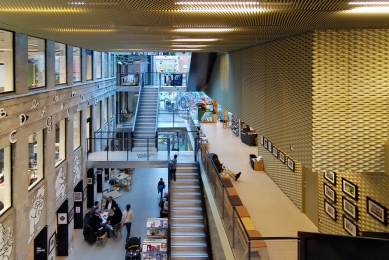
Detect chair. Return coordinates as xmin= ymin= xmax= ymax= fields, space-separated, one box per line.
xmin=113 ymin=223 xmax=122 ymax=240
xmin=96 ymin=231 xmax=108 ymax=246
xmin=124 ymin=176 xmax=133 ymax=186
xmin=102 ymin=189 xmax=108 ymax=198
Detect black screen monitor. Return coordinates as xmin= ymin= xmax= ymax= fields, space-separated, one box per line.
xmin=165 ymin=74 xmax=182 ymax=86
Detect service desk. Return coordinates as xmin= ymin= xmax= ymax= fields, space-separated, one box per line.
xmin=241 ymin=132 xmax=257 ymax=146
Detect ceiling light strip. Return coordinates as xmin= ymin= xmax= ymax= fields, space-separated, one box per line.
xmin=175 ymin=1 xmax=260 ymax=5
xmin=174 ymin=28 xmax=232 ymax=32
xmin=349 ymin=1 xmax=389 ymax=4
xmin=170 ymin=38 xmax=218 ymax=42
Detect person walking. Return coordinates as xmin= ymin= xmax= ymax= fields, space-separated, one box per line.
xmin=157 ymin=178 xmax=166 ymax=199
xmin=122 ymin=204 xmax=134 ymax=239
xmin=170 ymin=154 xmax=177 ymax=181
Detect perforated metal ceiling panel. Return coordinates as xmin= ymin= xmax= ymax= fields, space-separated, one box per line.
xmin=0 ymin=0 xmax=389 ymax=52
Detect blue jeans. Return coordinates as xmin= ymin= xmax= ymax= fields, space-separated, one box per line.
xmin=125 ymin=222 xmax=132 ymax=238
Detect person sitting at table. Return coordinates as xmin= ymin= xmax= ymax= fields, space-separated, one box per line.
xmin=105 ymin=196 xmax=118 ymax=211
xmin=89 ymin=201 xmax=99 ymax=218
xmin=107 ymin=205 xmax=122 ymax=227
xmin=89 ymin=209 xmax=103 ymax=233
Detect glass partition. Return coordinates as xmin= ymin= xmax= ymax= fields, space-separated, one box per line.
xmin=73 ymin=111 xmax=81 ymax=151
xmin=96 ymin=101 xmax=101 ymax=130
xmin=55 ymin=119 xmax=66 ymax=166
xmin=104 ymin=98 xmax=108 ymax=124
xmin=96 ymin=51 xmax=102 ymax=79
xmin=28 ymin=130 xmax=43 ymax=190
xmin=104 ymin=52 xmax=108 ymax=78
xmin=55 ymin=42 xmax=66 ymax=85
xmin=73 ymin=47 xmax=81 ymax=82
xmin=110 ymin=54 xmax=114 ymax=77
xmin=86 ymin=49 xmax=92 ymax=80
xmin=0 ymin=146 xmax=11 ymax=214
xmin=0 ymin=30 xmax=13 ymax=93
xmin=28 ymin=37 xmax=46 ymax=89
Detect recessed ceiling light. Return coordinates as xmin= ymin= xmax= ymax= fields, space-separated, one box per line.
xmin=349 ymin=1 xmax=389 ymax=4
xmin=176 ymin=1 xmax=260 ymax=5
xmin=347 ymin=6 xmax=389 ymax=12
xmin=171 ymin=38 xmax=218 ymax=42
xmin=172 ymin=49 xmax=201 ymax=51
xmin=171 ymin=44 xmax=208 ymax=47
xmin=174 ymin=28 xmax=232 ymax=32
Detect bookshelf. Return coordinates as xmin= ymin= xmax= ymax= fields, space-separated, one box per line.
xmin=146 ymin=218 xmax=168 ymax=238
xmin=142 ymin=218 xmax=169 ymax=259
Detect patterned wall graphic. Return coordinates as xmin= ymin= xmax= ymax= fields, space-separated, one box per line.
xmin=73 ymin=155 xmax=81 ymax=187
xmin=206 ymin=33 xmax=313 ymax=210
xmin=28 ymin=186 xmax=45 ymax=244
xmin=55 ymin=165 xmax=67 ymax=209
xmin=313 ymin=29 xmax=389 ymax=234
xmin=0 ymin=224 xmax=13 ymax=260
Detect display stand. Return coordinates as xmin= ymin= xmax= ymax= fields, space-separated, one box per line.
xmin=146 ymin=218 xmax=168 ymax=238
xmin=142 ymin=218 xmax=168 ymax=259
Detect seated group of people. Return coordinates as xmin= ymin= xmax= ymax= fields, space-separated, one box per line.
xmin=210 ymin=153 xmax=241 ymax=180
xmin=83 ymin=196 xmax=123 ymax=243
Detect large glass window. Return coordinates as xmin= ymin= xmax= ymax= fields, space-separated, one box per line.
xmin=97 ymin=101 xmax=101 ymax=130
xmin=28 ymin=37 xmax=45 ymax=89
xmin=86 ymin=49 xmax=92 ymax=80
xmin=111 ymin=95 xmax=115 ymax=118
xmin=0 ymin=30 xmax=13 ymax=93
xmin=104 ymin=52 xmax=108 ymax=78
xmin=0 ymin=146 xmax=11 ymax=214
xmin=55 ymin=119 xmax=66 ymax=166
xmin=104 ymin=98 xmax=108 ymax=123
xmin=73 ymin=47 xmax=81 ymax=82
xmin=55 ymin=42 xmax=66 ymax=85
xmin=74 ymin=111 xmax=81 ymax=151
xmin=28 ymin=130 xmax=43 ymax=190
xmin=110 ymin=54 xmax=114 ymax=77
xmin=96 ymin=51 xmax=102 ymax=79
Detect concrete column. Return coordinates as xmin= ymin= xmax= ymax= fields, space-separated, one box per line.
xmin=67 ymin=45 xmax=73 ymax=86
xmin=14 ymin=33 xmax=28 ymax=95
xmin=46 ymin=40 xmax=55 ymax=89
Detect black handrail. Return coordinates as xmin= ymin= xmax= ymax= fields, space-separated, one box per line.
xmin=131 ymin=75 xmax=143 ymax=133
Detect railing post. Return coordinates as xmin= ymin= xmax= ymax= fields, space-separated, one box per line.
xmin=106 ymin=139 xmax=109 ymax=161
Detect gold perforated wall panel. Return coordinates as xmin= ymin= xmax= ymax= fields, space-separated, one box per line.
xmin=206 ymin=33 xmax=313 ymax=210
xmin=313 ymin=29 xmax=389 ymax=234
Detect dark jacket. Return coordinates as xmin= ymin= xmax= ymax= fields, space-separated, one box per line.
xmin=105 ymin=199 xmax=118 ymax=211
xmin=89 ymin=214 xmax=102 ymax=232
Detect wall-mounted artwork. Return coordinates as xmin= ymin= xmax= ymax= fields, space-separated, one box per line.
xmin=279 ymin=152 xmax=285 ymax=164
xmin=367 ymin=197 xmax=387 ymax=225
xmin=324 ymin=183 xmax=336 ymax=203
xmin=287 ymin=158 xmax=295 ymax=172
xmin=268 ymin=141 xmax=272 ymax=152
xmin=73 ymin=155 xmax=81 ymax=187
xmin=342 ymin=178 xmax=358 ymax=201
xmin=343 ymin=197 xmax=358 ymax=221
xmin=49 ymin=232 xmax=55 ymax=254
xmin=343 ymin=215 xmax=358 ymax=236
xmin=324 ymin=171 xmax=336 ymax=186
xmin=272 ymin=147 xmax=278 ymax=158
xmin=264 ymin=139 xmax=268 ymax=149
xmin=324 ymin=200 xmax=337 ymax=221
xmin=55 ymin=166 xmax=66 ymax=209
xmin=260 ymin=135 xmax=264 ymax=146
xmin=0 ymin=223 xmax=13 ymax=259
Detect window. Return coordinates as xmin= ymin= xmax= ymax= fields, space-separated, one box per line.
xmin=96 ymin=101 xmax=101 ymax=130
xmin=28 ymin=37 xmax=46 ymax=89
xmin=86 ymin=49 xmax=92 ymax=80
xmin=111 ymin=95 xmax=115 ymax=118
xmin=104 ymin=98 xmax=108 ymax=123
xmin=73 ymin=47 xmax=81 ymax=82
xmin=0 ymin=146 xmax=11 ymax=214
xmin=73 ymin=111 xmax=81 ymax=151
xmin=55 ymin=42 xmax=66 ymax=85
xmin=96 ymin=51 xmax=102 ymax=79
xmin=110 ymin=54 xmax=114 ymax=77
xmin=28 ymin=130 xmax=43 ymax=190
xmin=104 ymin=52 xmax=108 ymax=78
xmin=87 ymin=106 xmax=92 ymax=152
xmin=0 ymin=30 xmax=13 ymax=93
xmin=55 ymin=119 xmax=66 ymax=166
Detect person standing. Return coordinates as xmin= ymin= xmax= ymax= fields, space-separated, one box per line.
xmin=157 ymin=178 xmax=166 ymax=199
xmin=170 ymin=154 xmax=177 ymax=181
xmin=122 ymin=204 xmax=134 ymax=239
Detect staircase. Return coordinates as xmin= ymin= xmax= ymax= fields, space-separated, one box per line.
xmin=133 ymin=86 xmax=158 ymax=152
xmin=170 ymin=162 xmax=209 ymax=260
